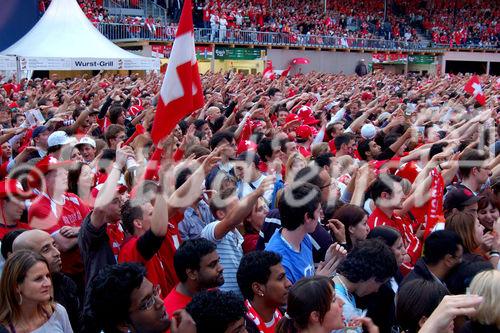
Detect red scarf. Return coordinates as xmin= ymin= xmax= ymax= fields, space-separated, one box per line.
xmin=245 ymin=300 xmax=282 ymax=333
xmin=424 ymin=167 xmax=445 ymax=238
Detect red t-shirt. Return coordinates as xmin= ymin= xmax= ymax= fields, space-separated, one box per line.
xmin=0 ymin=222 xmax=31 ymax=240
xmin=28 ymin=192 xmax=90 ymax=233
xmin=119 ymin=235 xmax=171 ymax=299
xmin=367 ymin=207 xmax=421 ymax=268
xmin=163 ymin=287 xmax=192 ymax=316
xmin=156 ymin=213 xmax=183 ymax=294
xmin=28 ymin=192 xmax=90 ymax=275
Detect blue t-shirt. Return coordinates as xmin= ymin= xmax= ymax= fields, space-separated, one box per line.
xmin=265 ymin=229 xmax=314 ymax=284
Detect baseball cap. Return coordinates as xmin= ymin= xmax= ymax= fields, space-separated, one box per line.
xmin=75 ymin=136 xmax=96 ymax=149
xmin=236 ymin=139 xmax=258 ymax=156
xmin=48 ymin=131 xmax=75 ymax=148
xmin=285 ymin=114 xmax=299 ymax=124
xmin=443 ymin=187 xmax=480 ymax=213
xmin=32 ymin=126 xmax=49 ymax=139
xmin=361 ymin=124 xmax=377 ymax=140
xmin=296 ymin=125 xmax=313 ymax=139
xmin=377 ymin=112 xmax=391 ymax=123
xmin=0 ymin=179 xmax=36 ymax=200
xmin=28 ymin=156 xmax=74 ymax=188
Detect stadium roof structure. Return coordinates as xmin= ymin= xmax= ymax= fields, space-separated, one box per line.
xmin=1 ymin=0 xmax=159 ymax=70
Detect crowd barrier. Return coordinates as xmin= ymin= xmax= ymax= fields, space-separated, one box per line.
xmin=97 ymin=23 xmax=499 ymax=51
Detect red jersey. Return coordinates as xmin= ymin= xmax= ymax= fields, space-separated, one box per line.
xmin=163 ymin=287 xmax=192 ymax=316
xmin=28 ymin=192 xmax=90 ymax=275
xmin=367 ymin=207 xmax=421 ymax=268
xmin=28 ymin=192 xmax=90 ymax=234
xmin=157 ymin=213 xmax=183 ymax=293
xmin=119 ymin=235 xmax=171 ymax=298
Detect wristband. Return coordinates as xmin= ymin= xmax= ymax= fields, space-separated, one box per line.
xmin=489 ymin=251 xmax=500 ymax=256
xmin=437 ymin=164 xmax=443 ymax=171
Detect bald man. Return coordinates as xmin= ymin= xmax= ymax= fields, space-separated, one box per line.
xmin=13 ymin=230 xmax=80 ymax=331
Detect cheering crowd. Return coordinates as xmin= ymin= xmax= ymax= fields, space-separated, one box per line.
xmin=39 ymin=0 xmax=500 ymax=48
xmin=0 ymin=69 xmax=498 ymax=333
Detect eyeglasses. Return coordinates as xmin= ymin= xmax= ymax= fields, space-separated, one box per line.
xmin=139 ymin=285 xmax=161 ymax=311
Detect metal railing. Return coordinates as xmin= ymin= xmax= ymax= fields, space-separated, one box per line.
xmin=96 ymin=24 xmax=499 ymax=51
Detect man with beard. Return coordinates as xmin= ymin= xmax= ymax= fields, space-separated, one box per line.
xmin=13 ymin=229 xmax=81 ymax=331
xmin=88 ymin=262 xmax=196 ymax=333
xmin=163 ymin=238 xmax=224 ymax=315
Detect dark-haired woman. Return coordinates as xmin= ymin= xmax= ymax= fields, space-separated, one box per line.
xmin=0 ymin=250 xmax=73 ymax=332
xmin=276 ymin=276 xmax=378 ymax=333
xmin=396 ymin=279 xmax=449 ymax=333
xmin=330 ymin=204 xmax=369 ymax=251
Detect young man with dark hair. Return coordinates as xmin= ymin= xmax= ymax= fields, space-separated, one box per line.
xmin=334 ymin=133 xmax=356 ymax=157
xmin=402 ymin=230 xmax=464 ymax=287
xmin=237 ymin=251 xmax=291 ymax=333
xmin=105 ymin=124 xmax=127 ymax=149
xmin=164 ymin=238 xmax=224 ymax=316
xmin=88 ymin=262 xmax=195 ymax=333
xmin=367 ymin=174 xmax=421 ymax=267
xmin=357 ymin=127 xmax=413 ymax=162
xmin=202 ymin=176 xmax=274 ymax=293
xmin=233 ymin=152 xmax=273 ymax=205
xmin=456 ymin=148 xmax=491 ymax=195
xmin=186 ymin=289 xmax=247 ymax=333
xmin=265 ymin=183 xmax=322 ymax=283
xmin=119 ymin=198 xmax=176 ymax=298
xmin=333 ymin=239 xmax=397 ymax=332
xmin=205 ymin=130 xmax=236 ymax=191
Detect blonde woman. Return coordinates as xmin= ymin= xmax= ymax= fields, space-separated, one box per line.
xmin=459 ymin=270 xmax=500 ymax=333
xmin=285 ymin=152 xmax=307 ymax=184
xmin=0 ymin=250 xmax=72 ymax=333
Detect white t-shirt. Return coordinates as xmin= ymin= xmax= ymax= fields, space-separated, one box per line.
xmin=33 ymin=304 xmax=73 ymax=333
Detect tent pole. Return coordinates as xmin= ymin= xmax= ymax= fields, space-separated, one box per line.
xmin=15 ymin=57 xmax=21 ymax=84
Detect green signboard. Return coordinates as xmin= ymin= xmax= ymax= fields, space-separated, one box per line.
xmin=214 ymin=47 xmax=264 ymax=60
xmin=408 ymin=55 xmax=436 ymax=64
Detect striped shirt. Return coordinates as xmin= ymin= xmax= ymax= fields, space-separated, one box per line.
xmin=201 ymin=221 xmax=243 ymax=294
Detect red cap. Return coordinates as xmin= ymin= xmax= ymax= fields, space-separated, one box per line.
xmin=296 ymin=125 xmax=313 ymax=139
xmin=297 ymin=106 xmax=320 ymax=125
xmin=361 ymin=91 xmax=373 ymax=101
xmin=28 ymin=156 xmax=74 ymax=188
xmin=285 ymin=114 xmax=299 ymax=124
xmin=8 ymin=102 xmax=18 ymax=108
xmin=0 ymin=179 xmax=36 ymax=200
xmin=236 ymin=139 xmax=258 ymax=155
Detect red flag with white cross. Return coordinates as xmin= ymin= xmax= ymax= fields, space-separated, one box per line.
xmin=464 ymin=75 xmax=486 ymax=106
xmin=151 ymin=0 xmax=204 ymax=144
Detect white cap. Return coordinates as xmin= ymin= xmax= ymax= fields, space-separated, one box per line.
xmin=48 ymin=131 xmax=75 ymax=148
xmin=378 ymin=112 xmax=391 ymax=123
xmin=361 ymin=124 xmax=377 ymax=140
xmin=75 ymin=136 xmax=96 ymax=149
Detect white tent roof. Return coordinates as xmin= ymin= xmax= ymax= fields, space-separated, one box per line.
xmin=1 ymin=0 xmax=158 ymax=70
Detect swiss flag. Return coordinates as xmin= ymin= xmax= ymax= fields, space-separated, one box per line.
xmin=151 ymin=0 xmax=204 ymax=144
xmin=280 ymin=65 xmax=291 ymax=80
xmin=464 ymin=75 xmax=486 ymax=106
xmin=262 ymin=60 xmax=275 ymax=80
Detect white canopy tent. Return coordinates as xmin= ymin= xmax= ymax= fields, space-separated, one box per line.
xmin=1 ymin=0 xmax=158 ymax=71
xmin=0 ymin=56 xmax=17 ymax=70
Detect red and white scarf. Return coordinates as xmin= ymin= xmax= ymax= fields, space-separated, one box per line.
xmin=245 ymin=299 xmax=282 ymax=333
